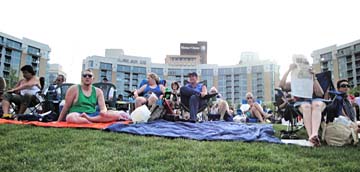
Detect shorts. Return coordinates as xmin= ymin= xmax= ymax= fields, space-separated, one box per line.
xmin=245 ymin=111 xmax=252 ymax=118
xmin=3 ymin=92 xmax=37 ymax=106
xmin=75 ymin=111 xmax=100 ymax=117
xmin=294 ymin=98 xmax=326 ymax=107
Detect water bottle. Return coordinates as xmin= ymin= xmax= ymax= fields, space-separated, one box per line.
xmin=165 ymin=88 xmax=171 ymax=100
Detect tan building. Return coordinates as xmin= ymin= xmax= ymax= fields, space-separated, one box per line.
xmin=180 ymin=41 xmax=207 ymax=64
xmin=311 ymin=39 xmax=360 ymax=87
xmin=0 ymin=32 xmax=51 ymax=84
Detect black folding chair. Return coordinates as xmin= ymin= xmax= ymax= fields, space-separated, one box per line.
xmin=93 ymin=82 xmax=117 ymax=109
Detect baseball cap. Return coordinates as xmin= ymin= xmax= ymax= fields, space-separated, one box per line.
xmin=188 ymin=72 xmax=198 ymax=77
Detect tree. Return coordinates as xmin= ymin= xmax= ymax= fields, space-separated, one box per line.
xmin=7 ymin=69 xmax=19 ymax=89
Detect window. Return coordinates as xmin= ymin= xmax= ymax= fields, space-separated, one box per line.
xmin=168 ymin=68 xmax=181 ymax=75
xmin=251 ymin=65 xmax=263 ymax=73
xmin=100 ymin=62 xmax=112 ymax=70
xmin=233 ymin=67 xmax=247 ymax=74
xmin=320 ymin=52 xmax=332 ymax=61
xmin=133 ymin=66 xmax=146 ymax=74
xmin=117 ymin=65 xmax=131 ymax=72
xmin=338 ymin=47 xmax=351 ymax=56
xmin=183 ymin=69 xmax=196 ymax=75
xmin=28 ymin=46 xmax=40 ymax=56
xmin=88 ymin=60 xmax=93 ymax=68
xmin=151 ymin=68 xmax=164 ymax=76
xmin=218 ymin=68 xmax=232 ymax=75
xmin=6 ymin=39 xmax=21 ymax=49
xmin=355 ymin=44 xmax=360 ymax=51
xmin=201 ymin=69 xmax=213 ymax=76
xmin=140 ymin=60 xmax=147 ymax=65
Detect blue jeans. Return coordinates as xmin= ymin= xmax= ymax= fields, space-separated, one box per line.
xmin=180 ymin=86 xmax=207 ymax=120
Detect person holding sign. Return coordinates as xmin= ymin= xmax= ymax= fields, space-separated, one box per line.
xmin=279 ymin=57 xmax=325 ymax=147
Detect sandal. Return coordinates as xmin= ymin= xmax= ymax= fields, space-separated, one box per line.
xmin=309 ymin=135 xmax=321 ymax=147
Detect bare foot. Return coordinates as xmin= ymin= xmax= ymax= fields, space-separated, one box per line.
xmin=183 ymin=112 xmax=190 ymax=120
xmin=80 ymin=113 xmax=90 ymax=120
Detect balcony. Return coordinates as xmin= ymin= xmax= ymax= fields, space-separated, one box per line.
xmin=4 ymin=59 xmax=11 ymax=64
xmin=3 ymin=66 xmax=10 ymax=71
xmin=5 ymin=50 xmax=11 ymax=56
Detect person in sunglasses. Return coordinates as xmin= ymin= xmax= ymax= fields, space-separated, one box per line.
xmin=57 ymin=69 xmax=130 ymax=123
xmin=244 ymin=92 xmax=272 ymax=123
xmin=335 ymin=79 xmax=357 ymax=122
xmin=43 ymin=74 xmax=66 ymax=100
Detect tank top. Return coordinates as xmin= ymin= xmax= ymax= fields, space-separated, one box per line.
xmin=20 ymin=85 xmax=40 ymax=96
xmin=143 ymin=84 xmax=162 ymax=98
xmin=186 ymin=83 xmax=203 ymax=92
xmin=69 ymin=85 xmax=97 ymax=113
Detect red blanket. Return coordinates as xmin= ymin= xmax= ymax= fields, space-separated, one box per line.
xmin=0 ymin=119 xmax=131 ymax=129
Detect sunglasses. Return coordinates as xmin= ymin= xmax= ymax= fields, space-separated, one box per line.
xmin=340 ymin=84 xmax=350 ymax=88
xmin=247 ymin=97 xmax=253 ymax=100
xmin=82 ymin=74 xmax=93 ymax=78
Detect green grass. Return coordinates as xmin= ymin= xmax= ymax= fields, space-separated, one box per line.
xmin=0 ymin=124 xmax=359 ymax=172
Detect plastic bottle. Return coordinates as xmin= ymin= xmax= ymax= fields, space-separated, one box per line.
xmin=165 ymin=88 xmax=171 ymax=99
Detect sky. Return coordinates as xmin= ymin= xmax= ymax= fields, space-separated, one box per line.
xmin=1 ymin=0 xmax=360 ymax=83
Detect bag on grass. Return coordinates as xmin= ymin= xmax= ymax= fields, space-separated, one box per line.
xmin=323 ymin=116 xmax=358 ymax=146
xmin=148 ymin=105 xmax=166 ymax=122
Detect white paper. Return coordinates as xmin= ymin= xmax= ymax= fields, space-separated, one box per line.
xmin=291 ymin=56 xmax=313 ymax=98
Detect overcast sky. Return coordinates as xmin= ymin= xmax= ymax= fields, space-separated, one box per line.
xmin=1 ymin=0 xmax=360 ymax=83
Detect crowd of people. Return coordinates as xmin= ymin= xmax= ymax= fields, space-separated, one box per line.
xmin=1 ymin=64 xmax=360 ymax=147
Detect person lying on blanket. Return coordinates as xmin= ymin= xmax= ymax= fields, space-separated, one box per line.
xmin=57 ymin=69 xmax=130 ymax=124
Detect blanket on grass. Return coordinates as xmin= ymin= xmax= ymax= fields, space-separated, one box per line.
xmin=0 ymin=118 xmax=131 ymax=129
xmin=105 ymin=120 xmax=282 ymax=143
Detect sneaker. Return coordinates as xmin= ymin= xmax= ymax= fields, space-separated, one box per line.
xmin=2 ymin=113 xmax=13 ymax=119
xmin=201 ymin=93 xmax=218 ymax=99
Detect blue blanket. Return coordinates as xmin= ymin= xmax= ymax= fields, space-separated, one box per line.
xmin=105 ymin=120 xmax=281 ymax=143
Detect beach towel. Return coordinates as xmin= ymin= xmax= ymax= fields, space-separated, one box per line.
xmin=0 ymin=118 xmax=131 ymax=129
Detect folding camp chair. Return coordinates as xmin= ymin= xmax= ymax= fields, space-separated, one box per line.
xmin=274 ymin=88 xmax=302 ymax=139
xmin=93 ymin=82 xmax=117 ymax=109
xmin=179 ymin=90 xmax=217 ymax=122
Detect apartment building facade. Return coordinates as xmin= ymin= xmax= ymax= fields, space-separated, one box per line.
xmin=47 ymin=63 xmax=67 ymax=84
xmin=83 ymin=50 xmax=280 ymax=105
xmin=0 ymin=32 xmax=51 ymax=84
xmin=312 ymin=39 xmax=360 ymax=87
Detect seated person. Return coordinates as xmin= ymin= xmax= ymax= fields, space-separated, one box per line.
xmin=243 ymin=92 xmax=272 ymax=123
xmin=117 ymin=94 xmax=123 ymax=101
xmin=170 ymin=81 xmax=180 ymax=109
xmin=2 ymin=65 xmax=41 ymax=116
xmin=101 ymin=77 xmax=115 ymax=100
xmin=133 ymin=72 xmax=165 ymax=109
xmin=57 ymin=69 xmax=130 ymax=124
xmin=44 ymin=74 xmax=66 ymax=100
xmin=279 ymin=63 xmax=326 ymax=147
xmin=208 ymin=87 xmax=233 ymax=121
xmin=327 ymin=79 xmax=360 ymax=131
xmin=180 ymin=72 xmax=215 ymax=121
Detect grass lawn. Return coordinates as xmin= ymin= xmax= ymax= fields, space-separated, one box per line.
xmin=1 ymin=124 xmax=360 ymax=172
